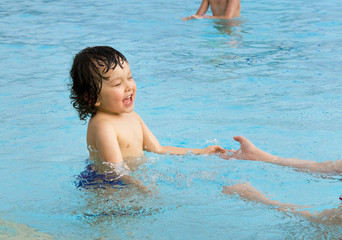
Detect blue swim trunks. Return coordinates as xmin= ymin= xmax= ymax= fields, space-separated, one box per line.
xmin=75 ymin=163 xmax=126 ymax=189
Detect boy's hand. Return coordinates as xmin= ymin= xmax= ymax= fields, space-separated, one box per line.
xmin=202 ymin=145 xmax=227 ymax=154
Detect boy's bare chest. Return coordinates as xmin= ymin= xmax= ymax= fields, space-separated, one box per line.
xmin=115 ymin=116 xmax=144 ymax=156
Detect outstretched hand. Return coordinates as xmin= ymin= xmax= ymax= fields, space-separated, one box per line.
xmin=220 ymin=136 xmax=263 ymax=160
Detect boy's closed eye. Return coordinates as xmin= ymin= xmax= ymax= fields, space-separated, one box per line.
xmin=110 ymin=80 xmax=121 ymax=87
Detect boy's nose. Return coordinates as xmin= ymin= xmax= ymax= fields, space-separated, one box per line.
xmin=125 ymin=80 xmax=133 ymax=91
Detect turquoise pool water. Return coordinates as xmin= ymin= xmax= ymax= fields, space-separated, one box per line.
xmin=1 ymin=0 xmax=342 ymax=239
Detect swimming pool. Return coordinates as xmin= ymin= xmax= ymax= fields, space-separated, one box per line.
xmin=1 ymin=0 xmax=341 ymax=239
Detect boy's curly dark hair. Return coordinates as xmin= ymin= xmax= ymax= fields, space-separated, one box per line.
xmin=69 ymin=46 xmax=127 ymax=121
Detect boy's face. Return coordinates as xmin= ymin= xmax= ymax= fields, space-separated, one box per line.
xmin=95 ymin=61 xmax=136 ymax=115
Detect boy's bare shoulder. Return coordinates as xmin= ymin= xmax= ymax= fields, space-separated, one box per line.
xmin=88 ymin=112 xmax=115 ymax=128
xmin=87 ymin=114 xmax=116 ymax=142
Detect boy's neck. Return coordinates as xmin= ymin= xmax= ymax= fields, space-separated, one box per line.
xmin=96 ymin=108 xmax=121 ymax=116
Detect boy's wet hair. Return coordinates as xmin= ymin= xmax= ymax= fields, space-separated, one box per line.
xmin=69 ymin=46 xmax=127 ymax=121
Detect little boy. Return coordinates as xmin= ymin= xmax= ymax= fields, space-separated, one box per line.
xmin=69 ymin=46 xmax=226 ymax=176
xmin=182 ymin=0 xmax=240 ymax=21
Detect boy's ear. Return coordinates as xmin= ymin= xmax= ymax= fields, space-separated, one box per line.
xmin=94 ymin=100 xmax=101 ymax=107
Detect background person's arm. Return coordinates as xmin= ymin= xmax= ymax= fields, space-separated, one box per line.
xmin=182 ymin=0 xmax=209 ymax=21
xmin=195 ymin=0 xmax=210 ymax=15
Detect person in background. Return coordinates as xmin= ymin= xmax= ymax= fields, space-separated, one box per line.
xmin=182 ymin=0 xmax=240 ymax=21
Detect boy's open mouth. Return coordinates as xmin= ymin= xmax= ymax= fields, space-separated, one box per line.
xmin=123 ymin=94 xmax=133 ymax=105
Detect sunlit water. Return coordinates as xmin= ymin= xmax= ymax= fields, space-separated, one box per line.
xmin=0 ymin=0 xmax=342 ymax=239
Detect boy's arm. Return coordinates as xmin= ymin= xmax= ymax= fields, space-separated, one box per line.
xmin=136 ymin=113 xmax=226 ymax=155
xmin=182 ymin=0 xmax=209 ymax=21
xmin=93 ymin=120 xmax=124 ymax=164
